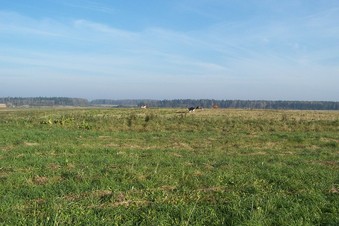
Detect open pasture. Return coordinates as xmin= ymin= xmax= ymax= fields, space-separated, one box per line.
xmin=0 ymin=108 xmax=338 ymax=225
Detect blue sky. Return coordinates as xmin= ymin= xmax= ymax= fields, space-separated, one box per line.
xmin=1 ymin=0 xmax=338 ymax=101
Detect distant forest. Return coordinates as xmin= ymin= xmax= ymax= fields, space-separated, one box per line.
xmin=0 ymin=97 xmax=89 ymax=107
xmin=1 ymin=97 xmax=338 ymax=110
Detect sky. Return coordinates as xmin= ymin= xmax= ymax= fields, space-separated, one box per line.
xmin=1 ymin=0 xmax=338 ymax=101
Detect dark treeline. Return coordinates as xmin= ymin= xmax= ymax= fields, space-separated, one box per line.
xmin=0 ymin=97 xmax=89 ymax=107
xmin=91 ymin=99 xmax=339 ymax=110
xmin=1 ymin=97 xmax=338 ymax=110
xmin=91 ymin=99 xmax=145 ymax=106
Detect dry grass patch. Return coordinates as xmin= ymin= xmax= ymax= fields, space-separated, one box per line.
xmin=98 ymin=136 xmax=111 ymax=139
xmin=0 ymin=172 xmax=10 ymax=179
xmin=159 ymin=185 xmax=177 ymax=191
xmin=320 ymin=137 xmax=339 ymax=143
xmin=170 ymin=142 xmax=194 ymax=151
xmin=240 ymin=151 xmax=267 ymax=156
xmin=15 ymin=153 xmax=25 ymax=158
xmin=278 ymin=151 xmax=295 ymax=156
xmin=90 ymin=200 xmax=151 ymax=209
xmin=311 ymin=160 xmax=339 ymax=168
xmin=32 ymin=176 xmax=49 ymax=185
xmin=63 ymin=189 xmax=113 ymax=202
xmin=193 ymin=170 xmax=204 ymax=177
xmin=1 ymin=145 xmax=14 ymax=152
xmin=197 ymin=186 xmax=226 ymax=193
xmin=48 ymin=163 xmax=60 ymax=171
xmin=329 ymin=186 xmax=339 ymax=194
xmin=92 ymin=189 xmax=113 ymax=199
xmin=171 ymin=152 xmax=183 ymax=158
xmin=24 ymin=142 xmax=39 ymax=146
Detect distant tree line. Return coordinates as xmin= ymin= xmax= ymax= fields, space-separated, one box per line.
xmin=0 ymin=97 xmax=338 ymax=110
xmin=91 ymin=99 xmax=339 ymax=110
xmin=0 ymin=97 xmax=89 ymax=107
xmin=91 ymin=99 xmax=142 ymax=107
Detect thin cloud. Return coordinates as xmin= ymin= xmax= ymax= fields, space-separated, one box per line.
xmin=73 ymin=19 xmax=138 ymax=40
xmin=50 ymin=0 xmax=115 ymax=14
xmin=0 ymin=11 xmax=67 ymax=38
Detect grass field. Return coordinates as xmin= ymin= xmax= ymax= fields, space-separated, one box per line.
xmin=0 ymin=108 xmax=338 ymax=225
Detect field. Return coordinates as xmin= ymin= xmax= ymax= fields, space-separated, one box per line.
xmin=0 ymin=108 xmax=338 ymax=225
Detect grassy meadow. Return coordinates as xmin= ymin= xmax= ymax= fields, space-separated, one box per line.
xmin=0 ymin=108 xmax=338 ymax=225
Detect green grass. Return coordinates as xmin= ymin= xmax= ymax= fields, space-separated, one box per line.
xmin=0 ymin=108 xmax=338 ymax=225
